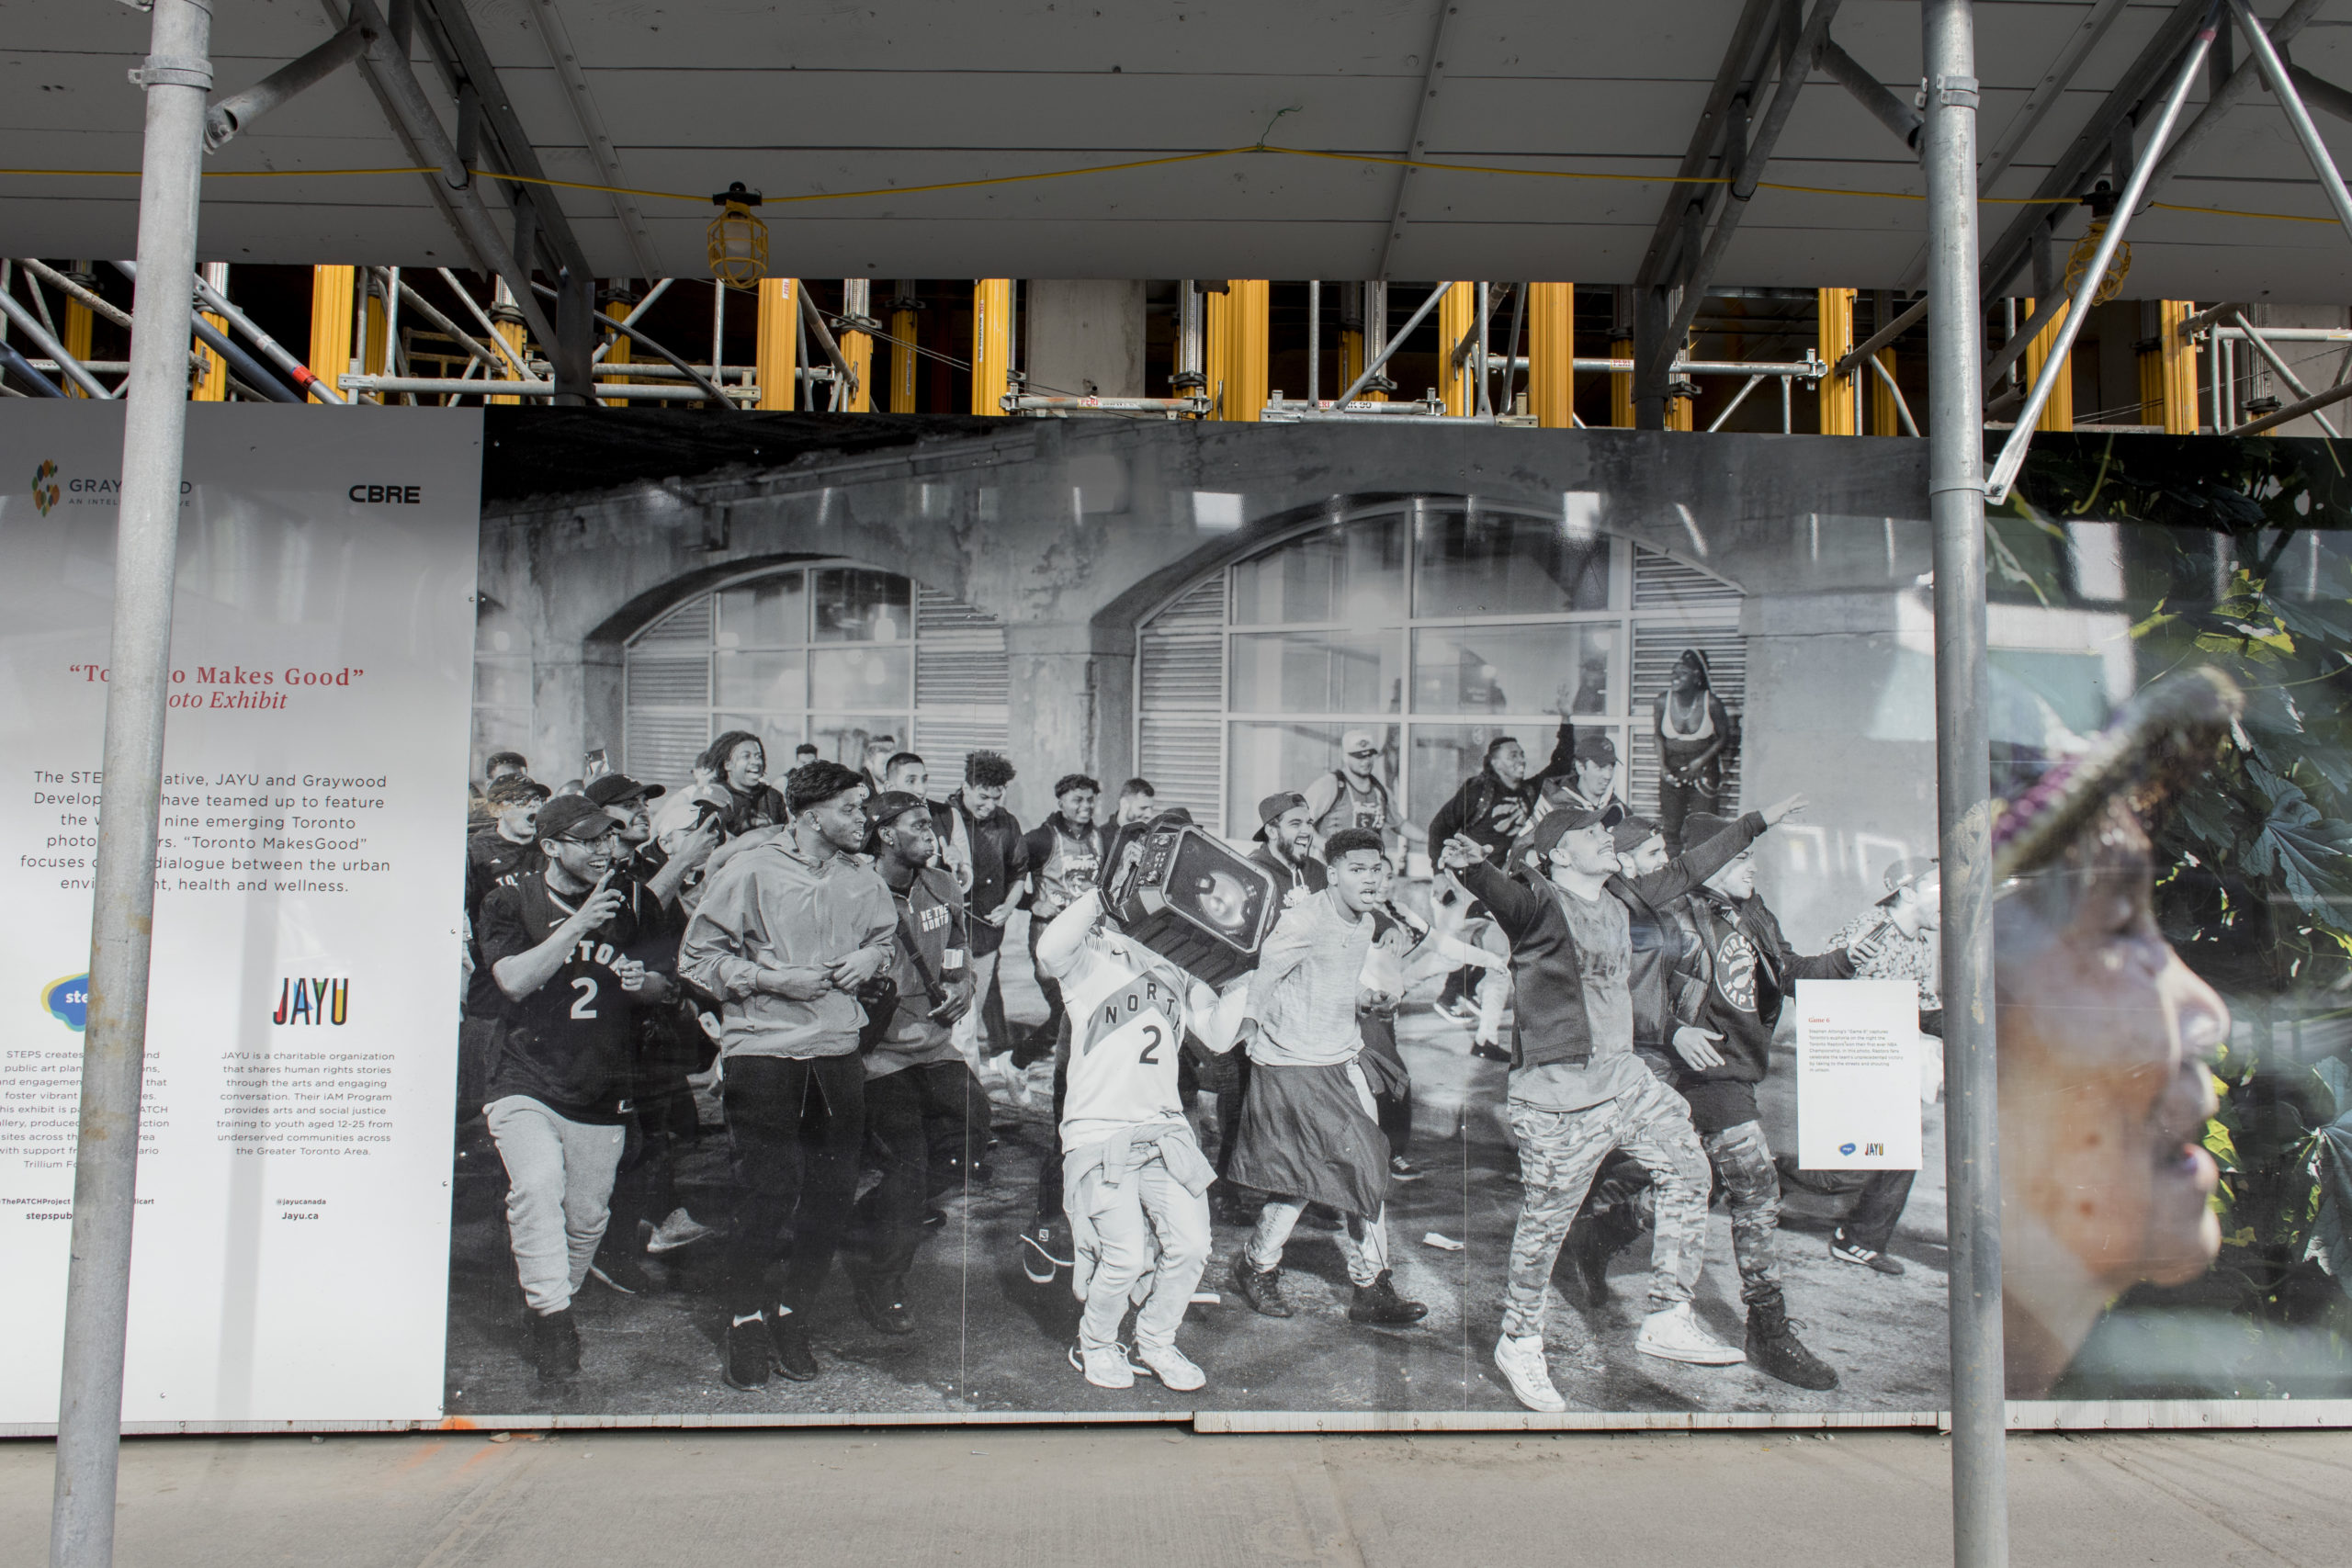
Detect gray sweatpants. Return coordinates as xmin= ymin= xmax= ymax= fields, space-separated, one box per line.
xmin=487 ymin=1094 xmax=627 ymax=1315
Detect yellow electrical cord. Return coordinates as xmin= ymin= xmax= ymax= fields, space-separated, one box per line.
xmin=0 ymin=147 xmax=2340 ymax=227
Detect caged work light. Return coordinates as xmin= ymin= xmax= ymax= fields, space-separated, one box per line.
xmin=707 ymin=182 xmax=768 ymax=289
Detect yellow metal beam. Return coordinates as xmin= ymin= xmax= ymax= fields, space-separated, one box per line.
xmin=62 ymin=262 xmax=96 ymax=400
xmin=1818 ymin=288 xmax=1858 ymax=434
xmin=601 ymin=289 xmax=633 ymax=408
xmin=2022 ymin=297 xmax=2073 ymax=432
xmin=1526 ymin=282 xmax=1574 ymax=428
xmin=973 ymin=278 xmax=1012 ymax=415
xmin=1610 ymin=336 xmax=1633 ymax=427
xmin=839 ymin=278 xmax=874 ymax=413
xmin=192 ymin=263 xmax=229 ymax=402
xmin=307 ymin=265 xmax=356 ymax=406
xmin=2142 ymin=299 xmax=2198 ymax=434
xmin=755 ymin=277 xmax=797 ymax=411
xmin=888 ymin=280 xmax=920 ymax=413
xmin=1869 ymin=348 xmax=1900 ymax=435
xmin=1204 ymin=279 xmax=1269 ymax=420
xmin=1437 ymin=281 xmax=1475 ymax=415
xmin=486 ymin=278 xmax=528 ymax=406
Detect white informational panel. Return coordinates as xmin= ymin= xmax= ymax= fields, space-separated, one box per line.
xmin=0 ymin=403 xmax=481 ymax=1428
xmin=1793 ymin=977 xmax=1923 ymax=1172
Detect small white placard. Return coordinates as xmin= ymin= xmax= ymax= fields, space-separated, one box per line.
xmin=1794 ymin=978 xmax=1923 ymax=1170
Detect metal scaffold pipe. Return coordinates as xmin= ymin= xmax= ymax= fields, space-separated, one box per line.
xmin=1920 ymin=4 xmax=2007 ymax=1567
xmin=49 ymin=3 xmax=211 ymax=1566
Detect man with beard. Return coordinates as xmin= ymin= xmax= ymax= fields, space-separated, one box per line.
xmin=1439 ymin=809 xmax=1736 ymax=1415
xmin=474 ymin=795 xmax=668 ymax=1382
xmin=1248 ymin=791 xmax=1328 ymax=908
xmin=1300 ymin=730 xmax=1421 ymax=863
xmin=1661 ymin=811 xmax=1852 ymax=1390
xmin=1227 ymin=829 xmax=1429 ymax=1330
xmin=681 ymin=761 xmax=896 ymax=1390
xmin=852 ymin=792 xmax=977 ymax=1335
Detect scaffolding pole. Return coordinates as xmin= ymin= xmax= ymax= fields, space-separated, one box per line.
xmin=49 ymin=4 xmax=210 ymax=1566
xmin=1921 ymin=6 xmax=2007 ymax=1568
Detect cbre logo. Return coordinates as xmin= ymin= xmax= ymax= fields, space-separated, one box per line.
xmin=42 ymin=974 xmax=88 ymax=1031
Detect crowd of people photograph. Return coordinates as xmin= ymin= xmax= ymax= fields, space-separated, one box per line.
xmin=447 ymin=667 xmax=1963 ymax=1416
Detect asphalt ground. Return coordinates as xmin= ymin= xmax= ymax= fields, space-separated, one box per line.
xmin=443 ymin=914 xmax=1950 ymax=1423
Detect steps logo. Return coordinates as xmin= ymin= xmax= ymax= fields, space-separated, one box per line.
xmin=273 ymin=976 xmax=350 ymax=1026
xmin=32 ymin=459 xmax=61 ymax=515
xmin=42 ymin=974 xmax=89 ymax=1032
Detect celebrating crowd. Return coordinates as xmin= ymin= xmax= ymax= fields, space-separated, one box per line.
xmin=454 ymin=664 xmax=1947 ymax=1411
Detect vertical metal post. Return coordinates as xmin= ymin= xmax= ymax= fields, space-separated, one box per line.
xmin=1172 ymin=280 xmax=1204 ymax=402
xmin=1363 ymin=280 xmax=1391 ymax=402
xmin=50 ymin=4 xmax=210 ymax=1565
xmin=1306 ymin=279 xmax=1320 ymax=404
xmin=1920 ymin=4 xmax=2007 ymax=1567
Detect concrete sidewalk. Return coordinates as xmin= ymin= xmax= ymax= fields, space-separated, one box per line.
xmin=4 ymin=1427 xmax=2346 ymax=1568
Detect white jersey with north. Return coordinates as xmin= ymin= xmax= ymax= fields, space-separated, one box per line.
xmin=1055 ymin=922 xmax=1192 ymax=1150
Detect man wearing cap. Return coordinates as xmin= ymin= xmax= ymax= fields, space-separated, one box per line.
xmin=1535 ymin=729 xmax=1625 ymax=830
xmin=680 ymin=761 xmax=898 ymax=1390
xmin=1658 ymin=809 xmax=1858 ymax=1390
xmin=1301 ymin=732 xmax=1421 ymax=863
xmin=1439 ymin=806 xmax=1736 ymax=1414
xmin=468 ymin=773 xmax=551 ymax=925
xmin=1248 ymin=791 xmax=1329 ymax=908
xmin=1802 ymin=857 xmax=1943 ymax=1275
xmin=854 ymin=790 xmax=977 ymax=1335
xmin=474 ymin=794 xmax=672 ymax=1382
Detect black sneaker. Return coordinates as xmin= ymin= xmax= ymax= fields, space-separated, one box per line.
xmin=1387 ymin=1156 xmax=1426 ymax=1183
xmin=587 ymin=1249 xmax=657 ymax=1296
xmin=1230 ymin=1251 xmax=1293 ymax=1318
xmin=723 ymin=1314 xmax=772 ymax=1391
xmin=1021 ymin=1219 xmax=1071 ymax=1284
xmin=527 ymin=1307 xmax=582 ymax=1382
xmin=767 ymin=1311 xmax=820 ymax=1381
xmin=1746 ymin=1294 xmax=1839 ymax=1391
xmin=1830 ymin=1230 xmax=1906 ymax=1275
xmin=1471 ymin=1040 xmax=1512 ymax=1064
xmin=855 ymin=1285 xmax=917 ymax=1337
xmin=1348 ymin=1269 xmax=1430 ymax=1326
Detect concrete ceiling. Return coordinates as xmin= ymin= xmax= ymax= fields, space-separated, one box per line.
xmin=6 ymin=0 xmax=2352 ymax=299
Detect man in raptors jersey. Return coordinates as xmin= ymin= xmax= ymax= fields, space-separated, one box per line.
xmin=1035 ymin=887 xmax=1250 ymax=1392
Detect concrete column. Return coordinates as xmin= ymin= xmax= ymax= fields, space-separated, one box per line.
xmin=1023 ymin=279 xmax=1145 ymax=399
xmin=1000 ymin=621 xmax=1136 ymax=826
xmin=532 ymin=656 xmax=590 ymax=789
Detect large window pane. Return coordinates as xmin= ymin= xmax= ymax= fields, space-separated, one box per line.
xmin=714 ymin=649 xmax=806 ymax=710
xmin=808 ymin=715 xmax=908 ymax=767
xmin=1229 ymin=630 xmax=1401 ymax=714
xmin=1231 ymin=514 xmax=1406 ymax=625
xmin=810 ymin=645 xmax=912 ymax=708
xmin=1414 ymin=508 xmax=1611 ymax=616
xmin=812 ymin=568 xmax=911 ymax=642
xmin=717 ymin=572 xmax=805 ymax=647
xmin=1411 ymin=623 xmax=1616 ymax=716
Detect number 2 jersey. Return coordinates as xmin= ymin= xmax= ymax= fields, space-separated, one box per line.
xmin=1046 ymin=924 xmax=1194 ymax=1153
xmin=475 ymin=870 xmax=654 ymax=1123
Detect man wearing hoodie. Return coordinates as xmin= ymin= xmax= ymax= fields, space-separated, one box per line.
xmin=1662 ymin=809 xmax=1855 ymax=1391
xmin=1425 ymin=715 xmax=1577 ymax=1025
xmin=680 ymin=761 xmax=897 ymax=1391
xmin=1439 ymin=808 xmax=1736 ymax=1415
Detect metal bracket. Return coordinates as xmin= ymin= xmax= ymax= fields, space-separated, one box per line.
xmin=129 ymin=55 xmax=213 ymax=89
xmin=1931 ymin=73 xmax=1979 ymax=108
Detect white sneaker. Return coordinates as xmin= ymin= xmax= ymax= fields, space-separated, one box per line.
xmin=1070 ymin=1340 xmax=1135 ymax=1390
xmin=1134 ymin=1341 xmax=1206 ymax=1393
xmin=1493 ymin=1333 xmax=1566 ymax=1413
xmin=646 ymin=1208 xmax=716 ymax=1255
xmin=1636 ymin=1303 xmax=1746 ymax=1366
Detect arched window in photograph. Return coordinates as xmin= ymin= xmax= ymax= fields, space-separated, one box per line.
xmin=1135 ymin=498 xmax=1745 ymax=848
xmin=621 ymin=562 xmax=1006 ymax=794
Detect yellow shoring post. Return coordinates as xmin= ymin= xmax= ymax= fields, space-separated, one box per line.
xmin=2143 ymin=299 xmax=2198 ymax=434
xmin=601 ymin=289 xmax=633 ymax=408
xmin=888 ymin=280 xmax=919 ymax=412
xmin=1525 ymin=283 xmax=1574 ymax=428
xmin=755 ymin=277 xmax=797 ymax=411
xmin=2022 ymin=296 xmax=2074 ymax=433
xmin=1869 ymin=347 xmax=1900 ymax=435
xmin=307 ymin=265 xmax=356 ymax=406
xmin=1817 ymin=288 xmax=1858 ymax=435
xmin=62 ymin=261 xmax=96 ymax=399
xmin=1203 ymin=280 xmax=1270 ymax=421
xmin=839 ymin=278 xmax=874 ymax=413
xmin=1438 ymin=281 xmax=1475 ymax=416
xmin=192 ymin=263 xmax=229 ymax=401
xmin=973 ymin=278 xmax=1012 ymax=415
xmin=487 ymin=277 xmax=528 ymax=406
xmin=1610 ymin=335 xmax=1634 ymax=427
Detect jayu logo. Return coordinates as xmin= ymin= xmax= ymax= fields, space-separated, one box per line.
xmin=273 ymin=976 xmax=350 ymax=1026
xmin=42 ymin=974 xmax=88 ymax=1031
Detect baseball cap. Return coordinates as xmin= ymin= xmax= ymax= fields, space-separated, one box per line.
xmin=485 ymin=774 xmax=550 ymax=807
xmin=1610 ymin=813 xmax=1661 ymax=852
xmin=1251 ymin=790 xmax=1309 ymax=841
xmin=1573 ymin=730 xmax=1618 ymax=766
xmin=537 ymin=794 xmax=624 ymax=843
xmin=583 ymin=772 xmax=664 ymax=807
xmin=1879 ymin=855 xmax=1939 ymax=901
xmin=864 ymin=789 xmax=932 ymax=829
xmin=1341 ymin=729 xmax=1381 ymax=759
xmin=1525 ymin=804 xmax=1611 ymax=862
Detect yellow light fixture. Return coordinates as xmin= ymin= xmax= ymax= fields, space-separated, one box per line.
xmin=707 ymin=183 xmax=768 ymax=289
